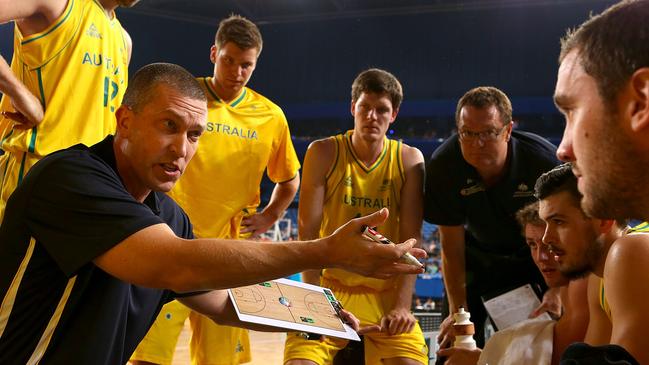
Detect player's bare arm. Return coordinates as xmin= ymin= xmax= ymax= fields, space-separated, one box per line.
xmin=240 ymin=175 xmax=299 ymax=237
xmin=0 ymin=55 xmax=43 ymax=128
xmin=584 ymin=274 xmax=611 ymax=345
xmin=381 ymin=144 xmax=424 ymax=336
xmin=437 ymin=224 xmax=467 ymax=347
xmin=123 ymin=28 xmax=133 ymax=65
xmin=94 ymin=209 xmax=425 ymax=293
xmin=605 ymin=233 xmax=649 ymax=364
xmin=552 ymin=277 xmax=589 ymax=365
xmin=298 ymin=138 xmax=336 ymax=286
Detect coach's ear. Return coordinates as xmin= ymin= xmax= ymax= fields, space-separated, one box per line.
xmin=629 ymin=67 xmax=649 ymax=133
xmin=115 ymin=105 xmax=134 ymax=137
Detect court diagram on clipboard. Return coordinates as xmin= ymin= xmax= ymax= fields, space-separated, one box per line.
xmin=228 ymin=278 xmax=359 ymax=340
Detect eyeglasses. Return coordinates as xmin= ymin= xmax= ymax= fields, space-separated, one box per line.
xmin=458 ymin=124 xmax=509 ymax=142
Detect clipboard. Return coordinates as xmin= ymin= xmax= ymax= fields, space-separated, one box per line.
xmin=228 ymin=278 xmax=360 ymax=341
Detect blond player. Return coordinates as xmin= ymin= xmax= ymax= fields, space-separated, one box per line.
xmin=0 ymin=0 xmax=135 ymax=222
xmin=130 ymin=15 xmax=300 ymax=365
xmin=284 ymin=68 xmax=427 ymax=365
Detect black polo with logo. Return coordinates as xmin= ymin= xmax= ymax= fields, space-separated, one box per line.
xmin=424 ymin=130 xmax=558 ymax=254
xmin=0 ymin=136 xmax=193 ymax=364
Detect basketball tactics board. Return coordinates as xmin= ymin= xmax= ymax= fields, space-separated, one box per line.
xmin=228 ymin=278 xmax=360 ymax=341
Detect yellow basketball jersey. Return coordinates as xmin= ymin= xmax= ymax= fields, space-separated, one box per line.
xmin=321 ymin=130 xmax=405 ymax=291
xmin=169 ymin=77 xmax=300 ymax=239
xmin=598 ymin=277 xmax=611 ymax=320
xmin=0 ymin=0 xmax=128 ymax=157
xmin=628 ymin=221 xmax=649 ymax=233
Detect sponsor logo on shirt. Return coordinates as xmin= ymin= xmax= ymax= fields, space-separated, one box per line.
xmin=460 ymin=183 xmax=485 ymax=196
xmin=86 ymin=23 xmax=102 ymax=39
xmin=205 ymin=122 xmax=259 ymax=140
xmin=235 ymin=340 xmax=244 ymax=353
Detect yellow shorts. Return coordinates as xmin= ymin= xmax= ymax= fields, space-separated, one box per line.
xmin=131 ymin=300 xmax=251 ymax=365
xmin=188 ymin=312 xmax=251 ymax=365
xmin=283 ymin=279 xmax=428 ymax=365
xmin=0 ymin=150 xmax=40 ymax=223
xmin=131 ymin=300 xmax=192 ymax=365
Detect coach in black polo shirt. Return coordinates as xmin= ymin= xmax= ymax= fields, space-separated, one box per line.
xmin=424 ymin=86 xmax=559 ymax=347
xmin=0 ymin=63 xmax=423 ymax=364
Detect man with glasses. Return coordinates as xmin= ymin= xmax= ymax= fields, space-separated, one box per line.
xmin=423 ymin=86 xmax=559 ymax=347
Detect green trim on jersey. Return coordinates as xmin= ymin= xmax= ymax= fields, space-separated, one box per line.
xmin=629 ymin=222 xmax=649 ymax=233
xmin=230 ymin=89 xmax=247 ymax=107
xmin=344 ymin=132 xmax=388 ymax=173
xmin=202 ymin=77 xmax=247 ymax=107
xmin=21 ymin=0 xmax=75 ymax=45
xmin=202 ymin=78 xmax=222 ymax=103
xmin=17 ymin=153 xmax=27 ymax=185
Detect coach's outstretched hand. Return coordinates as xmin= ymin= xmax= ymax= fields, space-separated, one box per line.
xmin=321 ymin=208 xmax=426 ymax=278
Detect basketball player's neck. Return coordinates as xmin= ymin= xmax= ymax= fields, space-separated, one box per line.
xmin=350 ymin=132 xmax=384 ymax=167
xmin=210 ymin=78 xmax=242 ymax=104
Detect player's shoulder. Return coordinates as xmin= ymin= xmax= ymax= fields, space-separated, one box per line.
xmin=606 ymin=231 xmax=649 ymax=275
xmin=244 ymin=87 xmax=284 ymax=113
xmin=399 ymin=142 xmax=425 ymax=166
xmin=307 ymin=137 xmax=336 ymax=156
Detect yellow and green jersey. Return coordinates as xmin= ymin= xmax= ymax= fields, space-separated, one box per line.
xmin=627 ymin=221 xmax=649 ymax=234
xmin=0 ymin=0 xmax=128 ymax=157
xmin=169 ymin=77 xmax=300 ymax=239
xmin=598 ymin=277 xmax=611 ymax=320
xmin=321 ymin=130 xmax=405 ymax=291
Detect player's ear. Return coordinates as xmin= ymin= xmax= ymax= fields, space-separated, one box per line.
xmin=390 ymin=107 xmax=399 ymax=124
xmin=628 ymin=67 xmax=649 ymax=132
xmin=350 ymin=101 xmax=356 ymax=117
xmin=210 ymin=45 xmax=218 ymax=64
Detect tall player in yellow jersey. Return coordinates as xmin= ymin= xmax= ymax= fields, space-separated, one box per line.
xmin=0 ymin=0 xmax=135 ymax=223
xmin=284 ymin=69 xmax=427 ymax=365
xmin=131 ymin=15 xmax=300 ymax=365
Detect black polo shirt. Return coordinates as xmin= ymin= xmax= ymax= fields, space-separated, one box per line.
xmin=424 ymin=130 xmax=559 ymax=254
xmin=0 ymin=136 xmax=193 ymax=364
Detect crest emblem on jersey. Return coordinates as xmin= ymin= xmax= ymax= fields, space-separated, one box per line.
xmin=343 ymin=176 xmax=353 ymax=187
xmin=379 ymin=179 xmax=391 ymax=191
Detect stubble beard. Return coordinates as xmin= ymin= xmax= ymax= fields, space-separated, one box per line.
xmin=559 ymin=233 xmax=604 ymax=280
xmin=579 ymin=110 xmax=649 ymax=221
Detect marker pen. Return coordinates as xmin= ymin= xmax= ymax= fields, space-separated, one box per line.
xmin=361 ymin=226 xmax=423 ymax=268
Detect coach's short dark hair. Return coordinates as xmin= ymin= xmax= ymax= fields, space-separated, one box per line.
xmin=122 ymin=63 xmax=206 ymax=112
xmin=560 ymin=0 xmax=649 ymax=110
xmin=455 ymin=86 xmax=512 ymax=126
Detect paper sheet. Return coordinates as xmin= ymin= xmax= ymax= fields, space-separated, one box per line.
xmin=482 ymin=284 xmax=552 ymax=331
